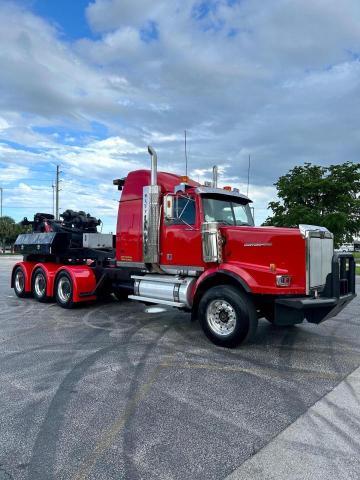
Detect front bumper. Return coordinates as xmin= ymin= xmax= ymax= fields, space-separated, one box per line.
xmin=274 ymin=253 xmax=356 ymax=326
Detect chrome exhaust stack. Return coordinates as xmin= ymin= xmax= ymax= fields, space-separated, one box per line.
xmin=143 ymin=145 xmax=161 ymax=266
xmin=148 ymin=145 xmax=157 ymax=186
xmin=212 ymin=165 xmax=218 ymax=188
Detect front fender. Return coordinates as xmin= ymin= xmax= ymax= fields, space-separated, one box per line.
xmin=54 ymin=265 xmax=97 ymax=303
xmin=195 ymin=265 xmax=253 ymax=297
xmin=11 ymin=261 xmax=36 ymax=293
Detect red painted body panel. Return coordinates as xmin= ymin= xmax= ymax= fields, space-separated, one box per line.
xmin=217 ymin=225 xmax=307 ymax=294
xmin=12 ymin=261 xmax=36 ymax=293
xmin=55 ymin=265 xmax=97 ymax=303
xmin=116 ymin=170 xmax=199 ymax=263
xmin=160 ymin=195 xmax=204 ymax=267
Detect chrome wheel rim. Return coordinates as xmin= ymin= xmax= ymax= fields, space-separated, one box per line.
xmin=15 ymin=270 xmax=25 ymax=293
xmin=58 ymin=277 xmax=71 ymax=303
xmin=206 ymin=299 xmax=237 ymax=336
xmin=34 ymin=272 xmax=46 ymax=298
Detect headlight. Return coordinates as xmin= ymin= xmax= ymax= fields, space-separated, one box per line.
xmin=276 ymin=275 xmax=292 ymax=287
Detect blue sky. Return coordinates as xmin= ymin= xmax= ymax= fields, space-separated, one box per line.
xmin=31 ymin=0 xmax=94 ymax=39
xmin=0 ymin=0 xmax=360 ymax=231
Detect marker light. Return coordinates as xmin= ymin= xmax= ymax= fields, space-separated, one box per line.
xmin=180 ymin=175 xmax=189 ymax=183
xmin=276 ymin=275 xmax=292 ymax=287
xmin=223 ymin=186 xmax=232 ymax=191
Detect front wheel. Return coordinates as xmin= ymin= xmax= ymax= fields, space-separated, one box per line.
xmin=198 ymin=285 xmax=258 ymax=348
xmin=55 ymin=271 xmax=74 ymax=309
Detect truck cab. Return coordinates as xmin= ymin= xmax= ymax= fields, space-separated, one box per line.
xmin=115 ymin=147 xmax=356 ymax=347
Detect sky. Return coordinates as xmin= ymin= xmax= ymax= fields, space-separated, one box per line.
xmin=0 ymin=0 xmax=360 ymax=232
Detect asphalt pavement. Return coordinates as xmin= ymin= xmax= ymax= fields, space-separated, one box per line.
xmin=0 ymin=256 xmax=359 ymax=480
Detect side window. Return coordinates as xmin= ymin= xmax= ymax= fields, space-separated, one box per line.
xmin=167 ymin=196 xmax=196 ymax=225
xmin=232 ymin=204 xmax=250 ymax=225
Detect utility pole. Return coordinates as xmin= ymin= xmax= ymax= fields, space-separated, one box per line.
xmin=0 ymin=187 xmax=2 ymax=218
xmin=52 ymin=182 xmax=55 ymax=217
xmin=55 ymin=165 xmax=60 ymax=220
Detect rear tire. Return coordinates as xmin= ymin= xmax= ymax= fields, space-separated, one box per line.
xmin=198 ymin=285 xmax=258 ymax=348
xmin=13 ymin=266 xmax=27 ymax=298
xmin=55 ymin=271 xmax=74 ymax=309
xmin=32 ymin=268 xmax=48 ymax=303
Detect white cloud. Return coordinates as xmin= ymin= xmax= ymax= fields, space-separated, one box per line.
xmin=0 ymin=0 xmax=360 ymax=227
xmin=0 ymin=165 xmax=29 ymax=182
xmin=0 ymin=117 xmax=10 ymax=131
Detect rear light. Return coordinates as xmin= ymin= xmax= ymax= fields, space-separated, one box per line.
xmin=276 ymin=275 xmax=292 ymax=287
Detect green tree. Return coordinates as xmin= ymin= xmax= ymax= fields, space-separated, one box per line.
xmin=263 ymin=162 xmax=360 ymax=246
xmin=0 ymin=216 xmax=29 ymax=253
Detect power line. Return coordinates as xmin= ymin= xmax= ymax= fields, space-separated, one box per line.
xmin=3 ymin=206 xmax=62 ymax=209
xmin=0 ymin=165 xmax=60 ymax=174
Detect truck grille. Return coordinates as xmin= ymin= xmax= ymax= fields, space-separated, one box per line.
xmin=300 ymin=225 xmax=334 ymax=293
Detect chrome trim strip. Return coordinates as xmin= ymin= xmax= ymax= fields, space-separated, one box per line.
xmin=299 ymin=224 xmax=333 ymax=239
xmin=128 ymin=295 xmax=185 ymax=308
xmin=159 ymin=265 xmax=204 ymax=275
xmin=173 ymin=283 xmax=181 ymax=303
xmin=116 ymin=261 xmax=146 ymax=268
xmin=131 ymin=275 xmax=187 ymax=284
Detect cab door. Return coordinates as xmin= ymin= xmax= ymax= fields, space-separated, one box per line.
xmin=160 ymin=193 xmax=203 ymax=267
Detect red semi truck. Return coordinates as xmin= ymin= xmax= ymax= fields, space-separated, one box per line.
xmin=11 ymin=146 xmax=356 ymax=347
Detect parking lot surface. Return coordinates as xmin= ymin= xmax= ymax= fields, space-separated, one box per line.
xmin=0 ymin=256 xmax=359 ymax=480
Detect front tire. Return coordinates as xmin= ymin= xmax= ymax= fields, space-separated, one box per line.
xmin=55 ymin=271 xmax=74 ymax=309
xmin=198 ymin=285 xmax=258 ymax=348
xmin=13 ymin=266 xmax=27 ymax=298
xmin=32 ymin=268 xmax=48 ymax=302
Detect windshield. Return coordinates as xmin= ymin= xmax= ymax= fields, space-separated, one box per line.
xmin=202 ymin=196 xmax=254 ymax=226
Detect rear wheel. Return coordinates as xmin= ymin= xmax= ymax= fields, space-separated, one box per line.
xmin=13 ymin=267 xmax=27 ymax=298
xmin=55 ymin=271 xmax=74 ymax=309
xmin=198 ymin=285 xmax=258 ymax=348
xmin=32 ymin=268 xmax=48 ymax=302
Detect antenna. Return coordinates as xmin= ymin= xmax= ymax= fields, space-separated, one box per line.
xmin=247 ymin=154 xmax=251 ymax=197
xmin=184 ymin=130 xmax=188 ymax=176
